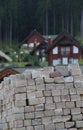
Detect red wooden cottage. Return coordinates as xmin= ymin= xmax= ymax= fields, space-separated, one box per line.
xmin=23 ymin=29 xmax=45 ymax=49
xmin=30 ymin=41 xmax=47 ymax=62
xmin=46 ymin=31 xmax=83 ymax=65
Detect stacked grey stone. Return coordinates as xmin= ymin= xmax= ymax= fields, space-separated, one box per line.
xmin=0 ymin=64 xmax=83 ymax=130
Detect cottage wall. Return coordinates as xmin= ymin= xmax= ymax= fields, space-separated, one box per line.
xmin=0 ymin=64 xmax=83 ymax=130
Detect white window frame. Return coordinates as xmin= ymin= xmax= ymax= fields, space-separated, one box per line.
xmin=73 ymin=46 xmax=79 ymax=54
xmin=29 ymin=43 xmax=34 ymax=48
xmin=53 ymin=47 xmax=58 ymax=54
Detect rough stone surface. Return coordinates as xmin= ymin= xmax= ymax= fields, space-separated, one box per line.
xmin=0 ymin=64 xmax=83 ymax=130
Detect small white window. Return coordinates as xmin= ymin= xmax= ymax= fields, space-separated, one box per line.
xmin=62 ymin=57 xmax=68 ymax=65
xmin=29 ymin=43 xmax=34 ymax=47
xmin=42 ymin=57 xmax=45 ymax=61
xmin=53 ymin=47 xmax=58 ymax=54
xmin=73 ymin=59 xmax=78 ymax=64
xmin=73 ymin=46 xmax=79 ymax=54
xmin=53 ymin=59 xmax=61 ymax=66
xmin=36 ymin=51 xmax=39 ymax=56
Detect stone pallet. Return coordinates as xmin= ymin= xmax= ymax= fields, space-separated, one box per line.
xmin=0 ymin=64 xmax=83 ymax=130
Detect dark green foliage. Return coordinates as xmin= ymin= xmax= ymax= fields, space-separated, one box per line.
xmin=0 ymin=0 xmax=83 ymax=43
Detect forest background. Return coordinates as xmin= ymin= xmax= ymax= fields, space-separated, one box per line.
xmin=0 ymin=0 xmax=83 ymax=44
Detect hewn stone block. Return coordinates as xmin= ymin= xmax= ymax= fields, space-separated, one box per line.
xmin=66 ymin=101 xmax=75 ymax=108
xmin=53 ymin=96 xmax=61 ymax=102
xmin=60 ymin=89 xmax=68 ymax=95
xmin=76 ymin=88 xmax=83 ymax=94
xmin=71 ymin=108 xmax=81 ymax=115
xmin=35 ymin=91 xmax=43 ymax=98
xmin=52 ymin=116 xmax=63 ymax=123
xmin=65 ymin=83 xmax=74 ymax=89
xmin=45 ymin=103 xmax=55 ymax=110
xmin=42 ymin=117 xmax=52 ymax=124
xmin=44 ymin=78 xmax=54 ymax=83
xmin=28 ymin=79 xmax=35 ymax=86
xmin=56 ymin=84 xmax=65 ymax=89
xmin=35 ymin=111 xmax=44 ymax=118
xmin=35 ymin=78 xmax=44 ymax=85
xmin=15 ymin=79 xmax=27 ymax=87
xmin=36 ymin=84 xmax=45 ymax=90
xmin=76 ymin=101 xmax=83 ymax=107
xmin=71 ymin=95 xmax=80 ymax=101
xmin=14 ymin=113 xmax=24 ymax=120
xmin=69 ymin=88 xmax=77 ymax=95
xmin=15 ymin=100 xmax=26 ymax=107
xmin=31 ymin=70 xmax=42 ymax=79
xmin=14 ymin=87 xmax=26 ymax=93
xmin=63 ymin=108 xmax=70 ymax=115
xmin=46 ymin=84 xmax=56 ymax=90
xmin=12 ymin=107 xmax=24 ymax=114
xmin=65 ymin=121 xmax=75 ymax=128
xmin=61 ymin=95 xmax=70 ymax=102
xmin=34 ymin=125 xmax=44 ymax=130
xmin=24 ymin=120 xmax=31 ymax=126
xmin=52 ymin=89 xmax=60 ymax=96
xmin=32 ymin=118 xmax=42 ymax=125
xmin=25 ymin=112 xmax=34 ymax=119
xmin=62 ymin=115 xmax=71 ymax=122
xmin=44 ymin=90 xmax=52 ymax=96
xmin=25 ymin=106 xmax=34 ymax=113
xmin=28 ymin=98 xmax=39 ymax=105
xmin=56 ymin=102 xmax=66 ymax=109
xmin=13 ymin=127 xmax=26 ymax=130
xmin=46 ymin=97 xmax=53 ymax=103
xmin=45 ymin=123 xmax=55 ymax=130
xmin=14 ymin=120 xmax=23 ymax=128
xmin=44 ymin=110 xmax=54 ymax=116
xmin=27 ymin=126 xmax=34 ymax=130
xmin=35 ymin=104 xmax=44 ymax=111
xmin=64 ymin=76 xmax=73 ymax=83
xmin=54 ymin=108 xmax=63 ymax=115
xmin=55 ymin=122 xmax=65 ymax=129
xmin=72 ymin=114 xmax=82 ymax=121
xmin=76 ymin=121 xmax=83 ymax=128
xmin=15 ymin=93 xmax=26 ymax=100
xmin=54 ymin=76 xmax=64 ymax=83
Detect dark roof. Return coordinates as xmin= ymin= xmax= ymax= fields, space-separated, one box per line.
xmin=46 ymin=31 xmax=83 ymax=52
xmin=22 ymin=29 xmax=45 ymax=43
xmin=30 ymin=41 xmax=48 ymax=55
xmin=0 ymin=68 xmax=19 ymax=82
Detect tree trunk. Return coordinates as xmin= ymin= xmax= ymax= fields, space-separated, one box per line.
xmin=0 ymin=20 xmax=2 ymax=43
xmin=70 ymin=12 xmax=73 ymax=36
xmin=62 ymin=14 xmax=65 ymax=31
xmin=4 ymin=22 xmax=8 ymax=44
xmin=53 ymin=10 xmax=56 ymax=34
xmin=80 ymin=9 xmax=83 ymax=37
xmin=9 ymin=16 xmax=12 ymax=45
xmin=45 ymin=9 xmax=48 ymax=35
xmin=67 ymin=14 xmax=69 ymax=32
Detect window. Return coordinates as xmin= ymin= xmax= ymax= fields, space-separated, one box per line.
xmin=69 ymin=58 xmax=78 ymax=64
xmin=62 ymin=57 xmax=68 ymax=64
xmin=73 ymin=59 xmax=78 ymax=64
xmin=53 ymin=59 xmax=61 ymax=66
xmin=36 ymin=51 xmax=39 ymax=56
xmin=61 ymin=47 xmax=70 ymax=55
xmin=29 ymin=43 xmax=34 ymax=48
xmin=53 ymin=47 xmax=58 ymax=54
xmin=73 ymin=46 xmax=79 ymax=54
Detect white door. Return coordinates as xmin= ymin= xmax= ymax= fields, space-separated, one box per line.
xmin=53 ymin=59 xmax=58 ymax=66
xmin=62 ymin=57 xmax=68 ymax=64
